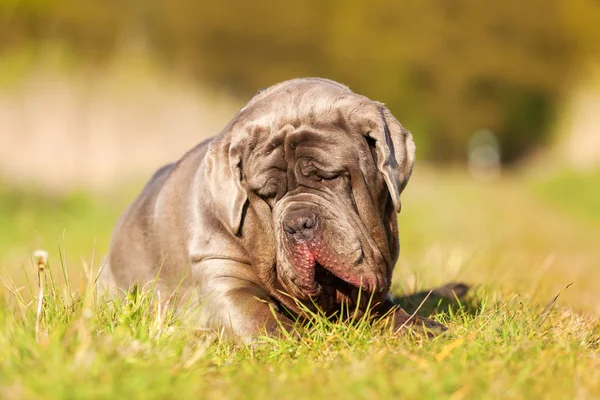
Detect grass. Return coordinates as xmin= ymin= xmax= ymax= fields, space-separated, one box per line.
xmin=1 ymin=167 xmax=599 ymax=399
xmin=0 ymin=182 xmax=137 ymax=285
xmin=531 ymin=168 xmax=600 ymax=225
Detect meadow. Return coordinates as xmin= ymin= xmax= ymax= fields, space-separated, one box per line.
xmin=1 ymin=166 xmax=599 ymax=399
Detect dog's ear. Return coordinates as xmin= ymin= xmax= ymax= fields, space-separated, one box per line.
xmin=359 ymin=103 xmax=416 ymax=213
xmin=204 ymin=134 xmax=248 ymax=235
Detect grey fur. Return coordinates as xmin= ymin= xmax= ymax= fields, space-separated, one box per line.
xmin=100 ymin=78 xmax=446 ymax=342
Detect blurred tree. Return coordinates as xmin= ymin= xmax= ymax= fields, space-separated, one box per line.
xmin=1 ymin=0 xmax=598 ymax=163
xmin=0 ymin=0 xmax=125 ymax=60
xmin=562 ymin=0 xmax=600 ymax=59
xmin=150 ymin=0 xmax=578 ymax=162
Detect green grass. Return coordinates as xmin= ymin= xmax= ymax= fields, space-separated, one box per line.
xmin=1 ymin=168 xmax=599 ymax=399
xmin=531 ymin=169 xmax=600 ymax=225
xmin=0 ymin=183 xmax=138 ymax=285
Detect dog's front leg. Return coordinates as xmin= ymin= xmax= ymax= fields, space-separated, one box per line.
xmin=191 ymin=259 xmax=295 ymax=342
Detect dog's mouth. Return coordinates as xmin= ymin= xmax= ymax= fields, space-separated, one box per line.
xmin=313 ymin=262 xmax=341 ymax=296
xmin=296 ymin=258 xmax=376 ymax=311
xmin=283 ymin=238 xmax=385 ymax=312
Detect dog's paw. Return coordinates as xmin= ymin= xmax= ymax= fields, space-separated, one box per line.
xmin=432 ymin=282 xmax=470 ymax=299
xmin=390 ymin=308 xmax=448 ymax=338
xmin=406 ymin=315 xmax=449 ymax=338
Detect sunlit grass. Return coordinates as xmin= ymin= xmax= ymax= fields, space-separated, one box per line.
xmin=530 ymin=168 xmax=600 ymax=225
xmin=0 ymin=253 xmax=598 ymax=399
xmin=1 ymin=168 xmax=599 ymax=398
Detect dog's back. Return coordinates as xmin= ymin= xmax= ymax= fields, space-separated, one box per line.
xmin=99 ymin=140 xmax=212 ymax=296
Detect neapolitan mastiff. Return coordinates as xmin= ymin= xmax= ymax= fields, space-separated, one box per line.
xmin=99 ymin=78 xmax=451 ymax=340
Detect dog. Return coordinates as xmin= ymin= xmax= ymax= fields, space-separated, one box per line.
xmin=100 ymin=78 xmax=449 ymax=341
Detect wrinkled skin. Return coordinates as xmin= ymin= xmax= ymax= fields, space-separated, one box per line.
xmin=100 ymin=78 xmax=448 ymax=342
xmin=258 ymin=125 xmax=392 ymax=314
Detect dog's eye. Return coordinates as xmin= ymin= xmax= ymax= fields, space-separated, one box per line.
xmin=315 ymin=170 xmax=340 ymax=181
xmin=258 ymin=189 xmax=277 ymax=199
xmin=256 ymin=178 xmax=281 ymax=199
xmin=257 ymin=186 xmax=278 ymax=199
xmin=300 ymin=161 xmax=342 ymax=182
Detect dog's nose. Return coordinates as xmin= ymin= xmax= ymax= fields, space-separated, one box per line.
xmin=283 ymin=210 xmax=317 ymax=241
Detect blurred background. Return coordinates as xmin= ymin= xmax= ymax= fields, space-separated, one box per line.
xmin=1 ymin=0 xmax=599 ymax=312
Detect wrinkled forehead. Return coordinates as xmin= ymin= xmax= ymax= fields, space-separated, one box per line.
xmin=239 ymin=82 xmax=369 ymax=142
xmin=241 ymin=104 xmax=365 ymax=164
xmin=243 ymin=78 xmax=352 ymax=110
xmin=232 ymin=79 xmax=377 ymax=169
xmin=241 ymin=80 xmax=366 ymax=128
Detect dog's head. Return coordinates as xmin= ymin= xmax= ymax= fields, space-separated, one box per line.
xmin=204 ymin=78 xmax=415 ymax=314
